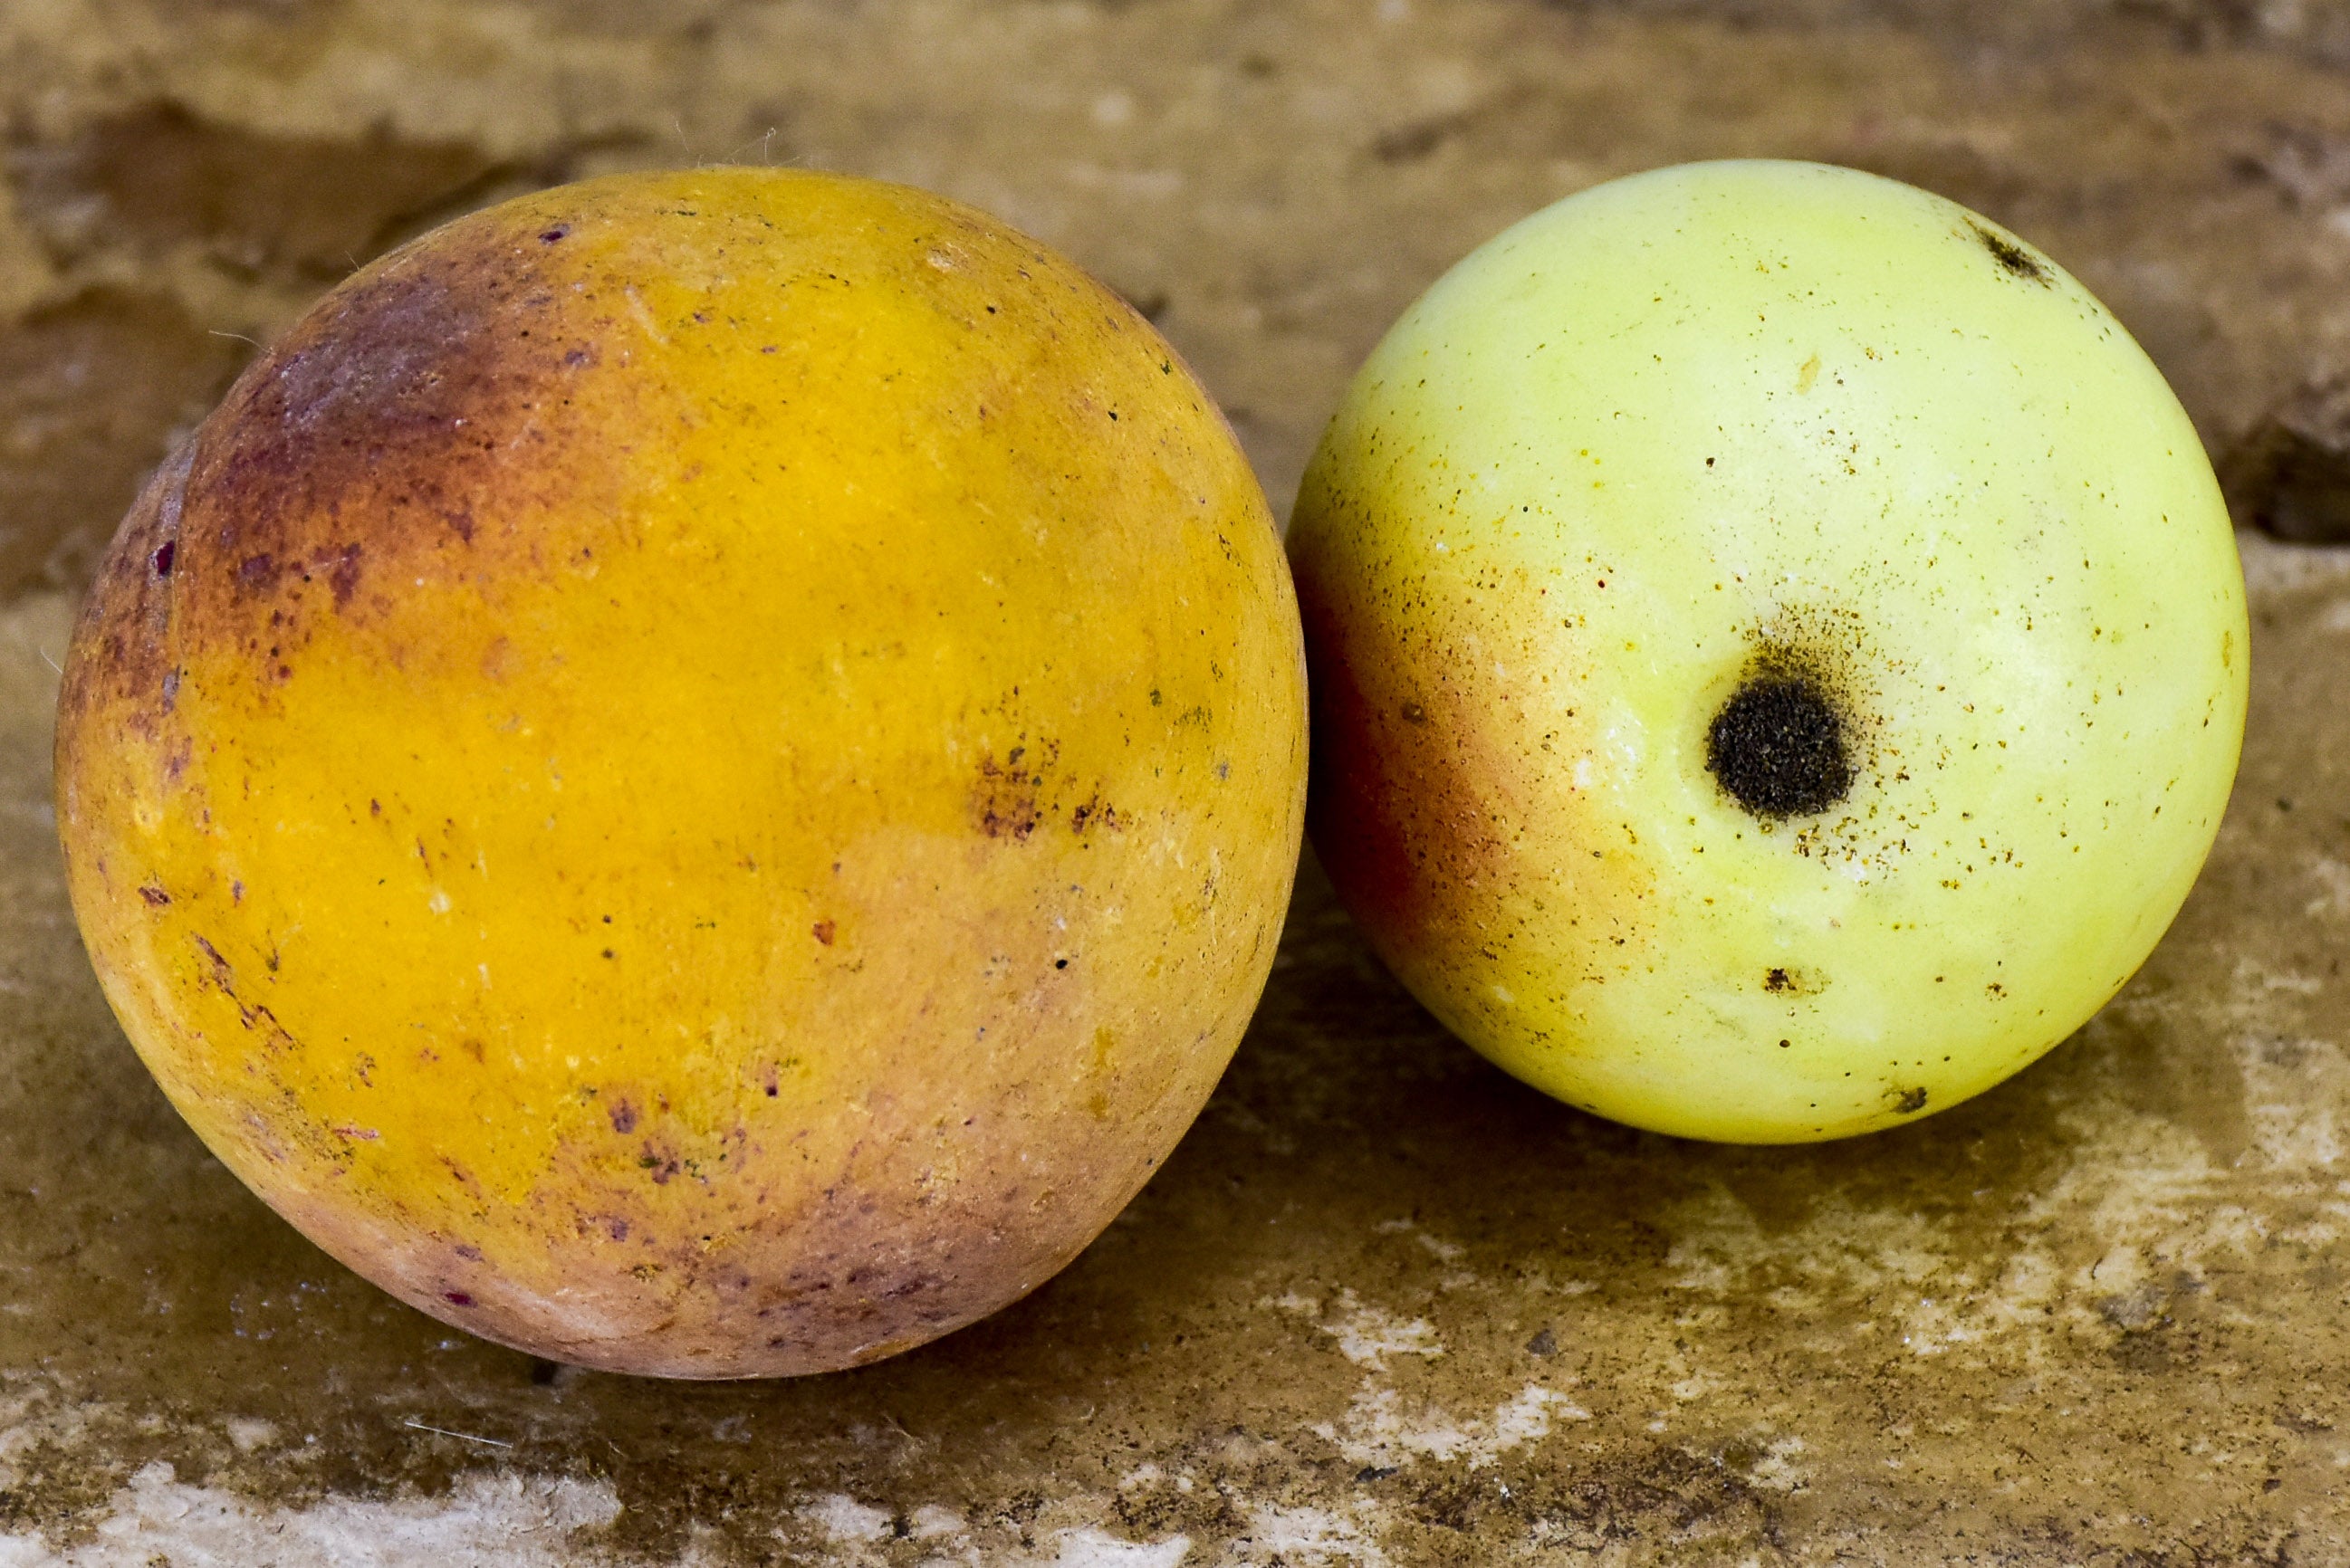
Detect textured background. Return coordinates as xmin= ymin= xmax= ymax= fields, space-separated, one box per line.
xmin=5 ymin=2 xmax=2350 ymax=1563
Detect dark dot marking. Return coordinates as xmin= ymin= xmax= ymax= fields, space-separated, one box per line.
xmin=1778 ymin=1038 xmax=1791 ymax=1049
xmin=1054 ymin=958 xmax=1069 ymax=970
xmin=151 ymin=540 xmax=176 ymax=577
xmin=444 ymin=1291 xmax=475 ymax=1306
xmin=1764 ymin=967 xmax=1791 ymax=992
xmin=1400 ymin=701 xmax=1428 ymax=725
xmin=1707 ymin=675 xmax=1854 ymax=818
xmin=812 ymin=919 xmax=836 ymax=946
xmin=539 ymin=225 xmax=570 ymax=244
xmin=1894 ymin=1086 xmax=1930 ymax=1114
xmin=1969 ymin=221 xmax=2047 ymax=284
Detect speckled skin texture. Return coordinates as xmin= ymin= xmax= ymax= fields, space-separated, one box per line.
xmin=8 ymin=0 xmax=2350 ymax=1562
xmin=52 ymin=168 xmax=1309 ymax=1378
xmin=1288 ymin=162 xmax=2249 ymax=1143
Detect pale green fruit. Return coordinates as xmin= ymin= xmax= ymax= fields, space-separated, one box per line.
xmin=1290 ymin=159 xmax=2248 ymax=1143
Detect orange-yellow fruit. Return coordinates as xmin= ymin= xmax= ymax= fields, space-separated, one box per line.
xmin=56 ymin=168 xmax=1306 ymax=1377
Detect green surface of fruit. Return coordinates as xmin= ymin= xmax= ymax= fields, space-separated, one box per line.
xmin=1289 ymin=159 xmax=2249 ymax=1143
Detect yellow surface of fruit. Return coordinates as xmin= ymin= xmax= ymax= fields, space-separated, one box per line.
xmin=1290 ymin=162 xmax=2246 ymax=1143
xmin=56 ymin=169 xmax=1306 ymax=1376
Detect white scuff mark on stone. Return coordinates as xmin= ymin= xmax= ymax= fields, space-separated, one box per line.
xmin=908 ymin=1504 xmax=967 ymax=1541
xmin=802 ymin=1492 xmax=895 ymax=1544
xmin=221 ymin=1417 xmax=277 ymax=1454
xmin=1484 ymin=1382 xmax=1587 ymax=1454
xmin=2236 ymin=957 xmax=2324 ymax=996
xmin=1520 ymin=1267 xmax=1597 ymax=1297
xmin=1321 ymin=1290 xmax=1444 ymax=1370
xmin=1669 ymin=1372 xmax=1720 ymax=1401
xmin=1263 ymin=1289 xmax=1443 ymax=1369
xmin=0 ymin=1392 xmax=104 ymax=1485
xmin=1311 ymin=1378 xmax=1585 ymax=1469
xmin=2241 ymin=529 xmax=2350 ymax=594
xmin=0 ymin=1462 xmax=618 ymax=1566
xmin=2233 ymin=1032 xmax=2347 ymax=1171
xmin=1663 ymin=1183 xmax=1946 ymax=1298
xmin=1371 ymin=1218 xmax=1464 ymax=1262
xmin=1898 ymin=1296 xmax=1973 ymax=1356
xmin=1021 ymin=1525 xmax=1192 ymax=1566
xmin=1746 ymin=1434 xmax=1811 ymax=1492
xmin=1228 ymin=1501 xmax=1388 ymax=1566
xmin=2305 ymin=856 xmax=2350 ymax=918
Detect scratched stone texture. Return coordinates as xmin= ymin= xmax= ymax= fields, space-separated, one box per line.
xmin=4 ymin=1 xmax=2350 ymax=1563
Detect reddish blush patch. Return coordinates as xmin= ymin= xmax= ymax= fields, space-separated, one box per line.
xmin=1292 ymin=555 xmax=1516 ymax=961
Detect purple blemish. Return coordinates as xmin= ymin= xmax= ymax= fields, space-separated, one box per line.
xmin=151 ymin=540 xmax=176 ymax=577
xmin=540 ymin=225 xmax=570 ymax=244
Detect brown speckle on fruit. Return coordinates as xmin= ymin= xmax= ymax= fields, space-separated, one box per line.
xmin=1968 ymin=220 xmax=2048 ymax=284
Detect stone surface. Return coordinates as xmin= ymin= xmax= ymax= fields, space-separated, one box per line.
xmin=3 ymin=1 xmax=2349 ymax=1562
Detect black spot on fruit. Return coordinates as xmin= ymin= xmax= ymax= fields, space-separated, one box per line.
xmin=1894 ymin=1086 xmax=1930 ymax=1114
xmin=1707 ymin=674 xmax=1854 ymax=819
xmin=1968 ymin=221 xmax=2048 ymax=284
xmin=1764 ymin=967 xmax=1791 ymax=992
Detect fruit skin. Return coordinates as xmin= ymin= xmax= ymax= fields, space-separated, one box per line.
xmin=55 ymin=169 xmax=1306 ymax=1377
xmin=1290 ymin=160 xmax=2247 ymax=1144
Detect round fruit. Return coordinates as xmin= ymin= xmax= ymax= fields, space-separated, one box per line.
xmin=56 ymin=169 xmax=1306 ymax=1376
xmin=1289 ymin=160 xmax=2247 ymax=1143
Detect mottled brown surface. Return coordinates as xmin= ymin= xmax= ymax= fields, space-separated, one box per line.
xmin=6 ymin=0 xmax=2350 ymax=1562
